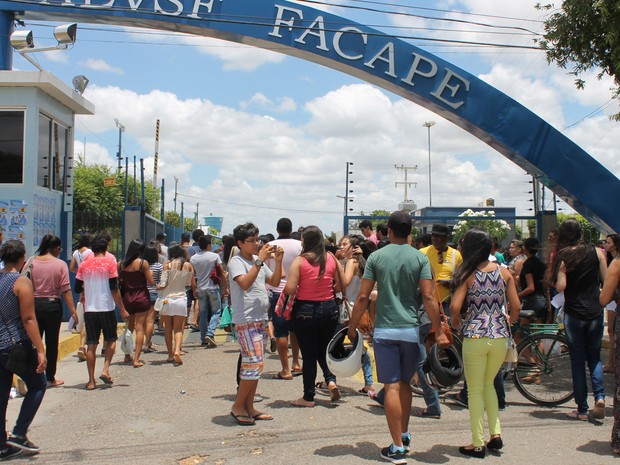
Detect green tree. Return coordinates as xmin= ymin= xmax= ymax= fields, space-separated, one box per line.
xmin=74 ymin=158 xmax=160 ymax=218
xmin=537 ymin=1 xmax=620 ymax=119
xmin=164 ymin=211 xmax=195 ymax=232
xmin=557 ymin=213 xmax=601 ymax=244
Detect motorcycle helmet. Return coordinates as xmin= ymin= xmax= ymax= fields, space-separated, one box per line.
xmin=326 ymin=327 xmax=363 ymax=378
xmin=422 ymin=343 xmax=463 ymax=390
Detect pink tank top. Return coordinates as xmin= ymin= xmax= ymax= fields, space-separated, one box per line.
xmin=296 ymin=254 xmax=337 ymax=301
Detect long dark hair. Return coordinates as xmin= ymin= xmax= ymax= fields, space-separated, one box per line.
xmin=36 ymin=234 xmax=61 ymax=256
xmin=451 ymin=228 xmax=492 ymax=292
xmin=222 ymin=235 xmax=235 ymax=265
xmin=143 ymin=242 xmax=160 ymax=265
xmin=345 ymin=234 xmax=366 ymax=277
xmin=301 ymin=225 xmax=327 ymax=280
xmin=607 ymin=234 xmax=620 ymax=265
xmin=550 ymin=218 xmax=590 ymax=280
xmin=123 ymin=239 xmax=145 ymax=268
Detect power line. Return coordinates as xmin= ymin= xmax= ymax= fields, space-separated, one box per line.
xmin=176 ymin=191 xmax=341 ymax=214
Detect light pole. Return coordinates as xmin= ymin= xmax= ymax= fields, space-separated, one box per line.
xmin=344 ymin=162 xmax=354 ymax=235
xmin=173 ymin=176 xmax=179 ymax=214
xmin=114 ymin=118 xmax=125 ymax=174
xmin=423 ymin=121 xmax=435 ymax=207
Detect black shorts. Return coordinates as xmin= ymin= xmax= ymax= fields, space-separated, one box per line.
xmin=85 ymin=311 xmax=118 ymax=345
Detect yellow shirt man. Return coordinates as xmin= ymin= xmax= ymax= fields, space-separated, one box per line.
xmin=420 ymin=245 xmax=462 ymax=302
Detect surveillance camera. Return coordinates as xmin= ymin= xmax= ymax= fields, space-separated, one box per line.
xmin=54 ymin=23 xmax=77 ymax=45
xmin=10 ymin=30 xmax=34 ymax=50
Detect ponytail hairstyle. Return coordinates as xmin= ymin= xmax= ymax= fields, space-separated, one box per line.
xmin=345 ymin=234 xmax=366 ymax=277
xmin=123 ymin=239 xmax=145 ymax=268
xmin=36 ymin=234 xmax=62 ymax=256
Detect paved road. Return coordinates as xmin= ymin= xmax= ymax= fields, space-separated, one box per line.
xmin=5 ymin=328 xmax=618 ymax=465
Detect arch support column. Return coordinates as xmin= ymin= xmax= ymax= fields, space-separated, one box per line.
xmin=0 ymin=11 xmax=14 ymax=70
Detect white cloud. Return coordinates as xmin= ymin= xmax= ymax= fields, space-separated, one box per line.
xmin=240 ymin=93 xmax=297 ymax=113
xmin=81 ymin=58 xmax=124 ymax=75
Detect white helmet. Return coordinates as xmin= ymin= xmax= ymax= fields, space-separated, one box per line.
xmin=326 ymin=327 xmax=363 ymax=378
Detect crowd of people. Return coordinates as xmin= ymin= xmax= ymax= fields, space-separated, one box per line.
xmin=0 ymin=217 xmax=618 ymax=463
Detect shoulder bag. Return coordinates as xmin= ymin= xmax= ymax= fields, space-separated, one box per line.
xmin=0 ymin=287 xmax=38 ymax=379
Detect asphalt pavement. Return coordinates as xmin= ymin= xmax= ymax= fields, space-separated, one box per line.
xmin=4 ymin=326 xmax=619 ymax=465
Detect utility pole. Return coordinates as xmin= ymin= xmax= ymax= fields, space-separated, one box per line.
xmin=194 ymin=202 xmax=199 ymax=229
xmin=173 ymin=176 xmax=179 ymax=214
xmin=114 ymin=118 xmax=125 ymax=175
xmin=395 ymin=164 xmax=417 ymax=201
xmin=423 ymin=121 xmax=435 ymax=206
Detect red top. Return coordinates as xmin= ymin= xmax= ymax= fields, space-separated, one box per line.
xmin=296 ymin=254 xmax=336 ymax=301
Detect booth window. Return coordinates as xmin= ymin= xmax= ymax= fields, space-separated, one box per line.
xmin=38 ymin=114 xmax=52 ymax=187
xmin=0 ymin=111 xmax=25 ymax=184
xmin=37 ymin=114 xmax=69 ymax=192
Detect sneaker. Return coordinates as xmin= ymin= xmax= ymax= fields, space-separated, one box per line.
xmin=0 ymin=445 xmax=22 ymax=460
xmin=203 ymin=336 xmax=217 ymax=348
xmin=402 ymin=433 xmax=411 ymax=453
xmin=380 ymin=444 xmax=407 ymax=464
xmin=6 ymin=435 xmax=39 ymax=453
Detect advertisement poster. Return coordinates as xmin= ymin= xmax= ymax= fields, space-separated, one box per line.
xmin=0 ymin=200 xmax=27 ymax=241
xmin=32 ymin=195 xmax=57 ymax=247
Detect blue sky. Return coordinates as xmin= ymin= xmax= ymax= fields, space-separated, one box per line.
xmin=11 ymin=0 xmax=620 ymax=237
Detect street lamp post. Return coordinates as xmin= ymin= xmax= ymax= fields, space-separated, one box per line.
xmin=344 ymin=162 xmax=354 ymax=235
xmin=423 ymin=121 xmax=435 ymax=207
xmin=114 ymin=118 xmax=125 ymax=174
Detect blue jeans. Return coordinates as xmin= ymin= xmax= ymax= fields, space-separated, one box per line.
xmin=418 ymin=323 xmax=441 ymax=416
xmin=0 ymin=353 xmax=46 ymax=447
xmin=292 ymin=299 xmax=338 ymax=402
xmin=564 ymin=312 xmax=605 ymax=414
xmin=197 ymin=288 xmax=221 ymax=340
xmin=361 ymin=351 xmax=373 ymax=386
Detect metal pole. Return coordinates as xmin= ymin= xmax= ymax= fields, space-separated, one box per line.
xmin=423 ymin=121 xmax=435 ymax=207
xmin=173 ymin=176 xmax=179 ymax=214
xmin=160 ymin=178 xmax=165 ymax=221
xmin=115 ymin=119 xmax=125 ymax=174
xmin=0 ymin=11 xmax=15 ymax=70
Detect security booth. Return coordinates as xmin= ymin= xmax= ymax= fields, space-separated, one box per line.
xmin=0 ymin=70 xmax=94 ymax=259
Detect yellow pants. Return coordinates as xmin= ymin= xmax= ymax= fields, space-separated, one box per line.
xmin=462 ymin=337 xmax=508 ymax=447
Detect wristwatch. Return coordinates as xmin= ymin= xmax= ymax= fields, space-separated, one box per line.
xmin=254 ymin=259 xmax=264 ymax=267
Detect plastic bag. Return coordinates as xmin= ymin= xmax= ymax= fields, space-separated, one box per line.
xmin=75 ymin=301 xmax=85 ymax=332
xmin=120 ymin=327 xmax=134 ymax=354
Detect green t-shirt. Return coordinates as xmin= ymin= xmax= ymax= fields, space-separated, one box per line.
xmin=363 ymin=243 xmax=432 ymax=329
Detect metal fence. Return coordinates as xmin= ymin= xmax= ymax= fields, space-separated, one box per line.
xmin=72 ymin=210 xmax=123 ymax=257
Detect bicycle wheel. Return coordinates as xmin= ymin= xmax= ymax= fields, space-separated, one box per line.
xmin=513 ymin=333 xmax=573 ymax=407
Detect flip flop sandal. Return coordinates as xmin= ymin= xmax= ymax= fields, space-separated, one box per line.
xmin=329 ymin=386 xmax=341 ymax=402
xmin=273 ymin=373 xmax=293 ymax=380
xmin=230 ymin=412 xmax=255 ymax=426
xmin=252 ymin=412 xmax=273 ymax=421
xmin=99 ymin=374 xmax=113 ymax=385
xmin=567 ymin=410 xmax=588 ymax=421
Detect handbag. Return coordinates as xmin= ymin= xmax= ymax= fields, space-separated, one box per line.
xmin=209 ymin=266 xmax=221 ymax=285
xmin=274 ymin=291 xmax=296 ymax=321
xmin=338 ymin=298 xmax=351 ymax=325
xmin=2 ymin=341 xmax=38 ymax=379
xmin=505 ymin=336 xmax=518 ymax=363
xmin=120 ymin=327 xmax=134 ymax=355
xmin=0 ymin=293 xmax=38 ymax=378
xmin=154 ymin=297 xmax=167 ymax=312
xmin=219 ymin=304 xmax=234 ymax=333
xmin=20 ymin=256 xmax=35 ymax=280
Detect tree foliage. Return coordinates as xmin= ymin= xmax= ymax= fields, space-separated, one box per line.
xmin=74 ymin=158 xmax=160 ymax=218
xmin=164 ymin=211 xmax=195 ymax=231
xmin=537 ymin=1 xmax=620 ymax=119
xmin=557 ymin=212 xmax=601 ymax=244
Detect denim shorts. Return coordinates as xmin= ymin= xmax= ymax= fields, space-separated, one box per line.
xmin=269 ymin=291 xmax=293 ymax=338
xmin=373 ymin=337 xmax=420 ymax=384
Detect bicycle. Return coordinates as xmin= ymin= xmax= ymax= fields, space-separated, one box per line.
xmin=508 ymin=313 xmax=573 ymax=407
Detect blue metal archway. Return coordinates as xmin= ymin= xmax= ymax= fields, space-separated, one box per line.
xmin=0 ymin=0 xmax=618 ymax=232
